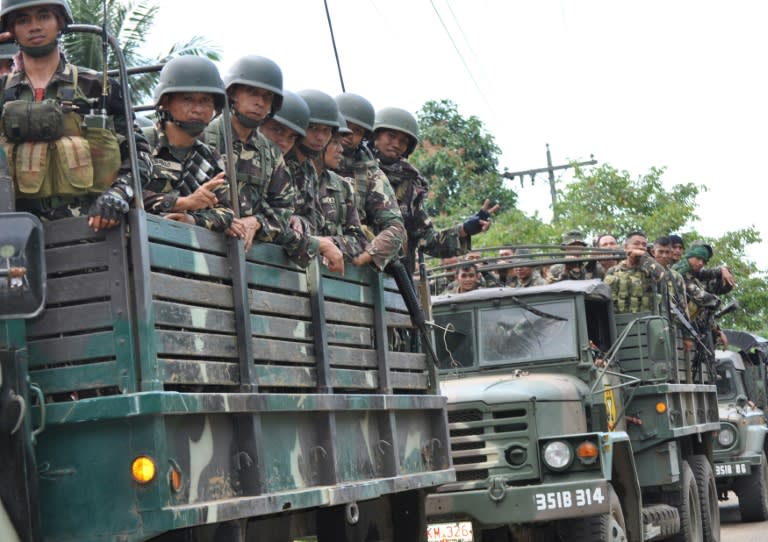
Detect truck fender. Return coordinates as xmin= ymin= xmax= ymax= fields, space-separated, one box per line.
xmin=599 ymin=432 xmax=643 ymax=542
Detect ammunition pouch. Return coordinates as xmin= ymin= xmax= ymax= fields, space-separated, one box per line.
xmin=1 ymin=99 xmax=64 ymax=142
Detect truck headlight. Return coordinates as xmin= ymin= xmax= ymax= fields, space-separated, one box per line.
xmin=718 ymin=427 xmax=736 ymax=447
xmin=542 ymin=440 xmax=573 ymax=470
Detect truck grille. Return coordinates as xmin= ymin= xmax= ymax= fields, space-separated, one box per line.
xmin=447 ymin=404 xmax=536 ymax=483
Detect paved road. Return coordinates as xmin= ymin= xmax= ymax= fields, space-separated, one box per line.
xmin=720 ymin=492 xmax=767 ymax=542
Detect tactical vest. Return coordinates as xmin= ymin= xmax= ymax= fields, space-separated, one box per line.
xmin=605 ymin=267 xmax=656 ymax=314
xmin=1 ymin=65 xmax=121 ymax=199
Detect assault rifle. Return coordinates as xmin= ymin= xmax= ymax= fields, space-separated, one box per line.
xmin=386 ymin=259 xmax=440 ymax=366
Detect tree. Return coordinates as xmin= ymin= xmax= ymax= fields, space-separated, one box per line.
xmin=411 ymin=99 xmax=517 ymax=224
xmin=552 ymin=163 xmax=703 ymax=241
xmin=63 ymin=0 xmax=221 ymax=103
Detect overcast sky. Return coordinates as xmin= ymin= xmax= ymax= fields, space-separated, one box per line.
xmin=144 ymin=0 xmax=768 ymax=268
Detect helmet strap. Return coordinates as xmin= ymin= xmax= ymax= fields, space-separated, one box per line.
xmin=159 ymin=109 xmax=208 ymax=138
xmin=233 ymin=108 xmax=262 ymax=129
xmin=297 ymin=141 xmax=320 ymax=159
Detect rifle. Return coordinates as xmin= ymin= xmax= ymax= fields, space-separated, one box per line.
xmin=386 ymin=259 xmax=440 ymax=366
xmin=715 ymin=299 xmax=739 ymax=319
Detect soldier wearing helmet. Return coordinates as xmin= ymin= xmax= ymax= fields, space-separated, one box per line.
xmin=140 ymin=56 xmax=233 ymax=232
xmin=203 ymin=55 xmax=294 ymax=250
xmin=260 ymin=89 xmax=343 ymax=274
xmin=368 ymin=106 xmax=499 ymax=273
xmin=0 ymin=0 xmax=138 ymax=232
xmin=310 ymin=112 xmax=367 ymax=265
xmin=333 ymin=92 xmax=404 ymax=271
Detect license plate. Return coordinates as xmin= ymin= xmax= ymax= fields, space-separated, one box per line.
xmin=534 ymin=485 xmax=606 ymax=512
xmin=715 ymin=462 xmax=749 ymax=477
xmin=426 ymin=521 xmax=474 ymax=542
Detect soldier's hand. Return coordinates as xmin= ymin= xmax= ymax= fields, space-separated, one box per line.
xmin=318 ymin=237 xmax=344 ymax=275
xmin=164 ymin=212 xmax=195 ymax=225
xmin=720 ymin=266 xmax=736 ymax=287
xmin=228 ymin=216 xmax=261 ymax=251
xmin=352 ymin=251 xmax=373 ymax=267
xmin=88 ymin=188 xmax=129 ymax=232
xmin=177 ymin=173 xmax=225 ymax=211
xmin=461 ymin=199 xmax=500 ymax=237
xmin=289 ymin=215 xmax=305 ymax=235
xmin=0 ymin=31 xmax=12 ymax=43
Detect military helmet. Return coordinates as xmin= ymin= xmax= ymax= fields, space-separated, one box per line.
xmin=561 ymin=229 xmax=587 ymax=247
xmin=297 ymin=89 xmax=339 ymax=128
xmin=337 ymin=112 xmax=352 ymax=135
xmin=373 ymin=107 xmax=419 ymax=157
xmin=272 ymin=90 xmax=310 ymax=137
xmin=0 ymin=0 xmax=73 ymax=32
xmin=154 ymin=56 xmax=226 ymax=111
xmin=223 ymin=55 xmax=283 ymax=116
xmin=0 ymin=41 xmax=17 ymax=59
xmin=335 ymin=92 xmax=375 ymax=134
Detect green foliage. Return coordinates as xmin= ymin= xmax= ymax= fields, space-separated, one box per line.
xmin=62 ymin=0 xmax=221 ymax=104
xmin=552 ymin=163 xmax=703 ymax=241
xmin=411 ymin=99 xmax=517 ymax=220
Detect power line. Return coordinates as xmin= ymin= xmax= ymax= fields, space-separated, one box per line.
xmin=444 ymin=0 xmax=484 ymax=78
xmin=324 ymin=0 xmax=345 ymax=92
xmin=429 ymin=0 xmax=494 ymax=114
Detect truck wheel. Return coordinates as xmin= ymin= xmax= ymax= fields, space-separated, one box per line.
xmin=556 ymin=485 xmax=626 ymax=541
xmin=669 ymin=461 xmax=702 ymax=542
xmin=688 ymin=455 xmax=720 ymax=542
xmin=735 ymin=451 xmax=768 ymax=521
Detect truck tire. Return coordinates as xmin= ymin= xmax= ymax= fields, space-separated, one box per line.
xmin=669 ymin=461 xmax=703 ymax=542
xmin=556 ymin=485 xmax=626 ymax=541
xmin=688 ymin=455 xmax=720 ymax=542
xmin=735 ymin=451 xmax=768 ymax=522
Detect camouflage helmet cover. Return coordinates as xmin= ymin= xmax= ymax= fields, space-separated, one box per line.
xmin=223 ymin=55 xmax=284 ymax=116
xmin=297 ymin=89 xmax=339 ymax=128
xmin=335 ymin=92 xmax=375 ymax=133
xmin=154 ymin=56 xmax=226 ymax=111
xmin=272 ymin=90 xmax=310 ymax=137
xmin=373 ymin=107 xmax=419 ymax=157
xmin=0 ymin=0 xmax=73 ymax=32
xmin=561 ymin=229 xmax=587 ymax=246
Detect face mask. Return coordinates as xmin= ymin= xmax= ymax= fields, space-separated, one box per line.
xmin=20 ymin=38 xmax=58 ymax=58
xmin=174 ymin=120 xmax=208 ymax=138
xmin=234 ymin=109 xmax=262 ymax=129
xmin=297 ymin=141 xmax=320 ymax=159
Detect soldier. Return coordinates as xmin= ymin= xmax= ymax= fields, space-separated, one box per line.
xmin=310 ymin=112 xmax=367 ymax=263
xmin=203 ymin=55 xmax=294 ymax=250
xmin=260 ymin=89 xmax=343 ymax=273
xmin=140 ymin=56 xmax=233 ymax=232
xmin=593 ymin=233 xmax=620 ymax=277
xmin=443 ymin=262 xmax=480 ymax=294
xmin=604 ymin=231 xmax=666 ymax=314
xmin=510 ymin=248 xmax=547 ymax=288
xmin=368 ymin=106 xmax=498 ymax=274
xmin=668 ymin=233 xmax=685 ymax=265
xmin=333 ymin=92 xmax=405 ymax=270
xmin=0 ymin=0 xmax=138 ymax=231
xmin=548 ymin=230 xmax=597 ymax=282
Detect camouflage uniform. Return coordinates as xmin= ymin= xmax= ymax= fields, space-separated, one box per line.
xmin=378 ymin=158 xmax=468 ymax=273
xmin=547 ymin=262 xmax=597 ymax=283
xmin=316 ymin=169 xmax=367 ymax=260
xmin=335 ymin=145 xmax=405 ymax=270
xmin=3 ymin=59 xmax=134 ymax=220
xmin=204 ymin=117 xmax=293 ymax=242
xmin=604 ymin=254 xmax=666 ymax=313
xmin=510 ymin=271 xmax=548 ymax=288
xmin=141 ymin=125 xmax=233 ymax=232
xmin=277 ymin=149 xmax=321 ymax=267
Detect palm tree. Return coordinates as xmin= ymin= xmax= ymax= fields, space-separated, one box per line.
xmin=62 ymin=0 xmax=221 ymax=104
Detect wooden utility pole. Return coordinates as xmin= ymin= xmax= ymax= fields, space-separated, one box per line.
xmin=501 ymin=144 xmax=597 ymax=208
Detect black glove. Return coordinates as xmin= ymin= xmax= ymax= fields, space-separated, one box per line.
xmin=462 ymin=207 xmax=492 ymax=236
xmin=88 ymin=188 xmax=130 ymax=222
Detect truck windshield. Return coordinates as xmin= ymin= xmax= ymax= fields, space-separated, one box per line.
xmin=715 ymin=364 xmax=738 ymax=400
xmin=479 ymin=299 xmax=577 ymax=365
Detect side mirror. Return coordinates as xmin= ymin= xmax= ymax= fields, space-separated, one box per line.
xmin=0 ymin=212 xmax=46 ymax=319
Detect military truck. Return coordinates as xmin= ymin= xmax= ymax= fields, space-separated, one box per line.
xmin=0 ymin=26 xmax=453 ymax=542
xmin=424 ymin=274 xmax=721 ymax=542
xmin=712 ymin=331 xmax=768 ymax=522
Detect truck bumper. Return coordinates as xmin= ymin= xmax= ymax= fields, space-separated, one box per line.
xmin=426 ymin=477 xmax=610 ymax=527
xmin=714 ymin=454 xmax=762 ymax=479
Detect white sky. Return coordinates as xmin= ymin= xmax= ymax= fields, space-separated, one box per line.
xmin=145 ymin=0 xmax=768 ymax=268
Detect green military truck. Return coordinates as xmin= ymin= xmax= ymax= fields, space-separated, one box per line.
xmin=712 ymin=331 xmax=768 ymax=522
xmin=0 ymin=26 xmax=453 ymax=542
xmin=424 ymin=278 xmax=721 ymax=542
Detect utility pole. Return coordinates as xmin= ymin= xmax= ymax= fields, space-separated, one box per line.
xmin=501 ymin=144 xmax=597 ymax=208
